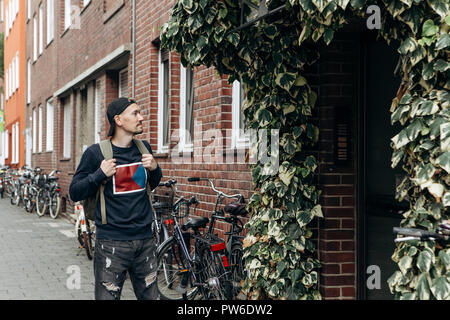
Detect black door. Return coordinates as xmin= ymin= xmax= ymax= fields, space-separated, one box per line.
xmin=358 ymin=36 xmax=407 ymax=299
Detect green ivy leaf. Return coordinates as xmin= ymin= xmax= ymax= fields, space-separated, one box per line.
xmin=226 ymin=32 xmax=240 ymax=47
xmin=434 ymin=59 xmax=450 ymax=72
xmin=430 ymin=277 xmax=450 ymax=300
xmin=416 ymin=272 xmax=431 ymax=300
xmin=428 ymin=0 xmax=449 ymax=20
xmin=275 ymin=72 xmax=297 ymax=91
xmin=422 ymin=19 xmax=439 ymax=37
xmin=417 ymin=249 xmax=433 ymax=273
xmin=435 ymin=34 xmax=450 ymax=51
xmin=436 ymin=151 xmax=450 ymax=173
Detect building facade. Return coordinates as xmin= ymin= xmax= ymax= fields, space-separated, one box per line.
xmin=26 ymin=0 xmax=132 ymax=210
xmin=19 ymin=0 xmax=405 ymax=300
xmin=3 ymin=0 xmax=26 ymax=168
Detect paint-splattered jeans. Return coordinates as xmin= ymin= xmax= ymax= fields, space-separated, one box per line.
xmin=94 ymin=238 xmax=159 ymax=300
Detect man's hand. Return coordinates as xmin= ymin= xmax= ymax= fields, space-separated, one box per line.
xmin=142 ymin=154 xmax=158 ymax=171
xmin=100 ymin=159 xmax=116 ymax=177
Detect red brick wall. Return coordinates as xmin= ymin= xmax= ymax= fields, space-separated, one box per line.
xmin=27 ymin=0 xmax=131 ymax=210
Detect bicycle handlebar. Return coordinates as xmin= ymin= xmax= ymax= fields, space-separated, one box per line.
xmin=188 ymin=177 xmax=244 ymax=202
xmin=393 ymin=227 xmax=449 ymax=242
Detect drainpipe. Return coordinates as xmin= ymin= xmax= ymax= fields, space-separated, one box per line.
xmin=132 ymin=0 xmax=136 ymax=99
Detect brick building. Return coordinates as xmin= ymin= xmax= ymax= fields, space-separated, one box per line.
xmin=26 ymin=0 xmax=132 ymax=209
xmin=22 ymin=0 xmax=404 ymax=300
xmin=3 ymin=0 xmax=26 ymax=168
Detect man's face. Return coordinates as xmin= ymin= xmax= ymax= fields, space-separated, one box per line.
xmin=114 ymin=103 xmax=144 ymax=135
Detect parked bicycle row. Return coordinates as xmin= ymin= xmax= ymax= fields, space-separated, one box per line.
xmin=0 ymin=165 xmax=248 ymax=300
xmin=0 ymin=165 xmax=62 ymax=219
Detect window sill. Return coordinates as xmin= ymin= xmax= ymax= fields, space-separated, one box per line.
xmin=61 ymin=26 xmax=70 ymax=38
xmin=46 ymin=39 xmax=54 ymax=49
xmin=81 ymin=1 xmax=91 ymax=14
xmin=103 ymin=0 xmax=124 ymax=24
xmin=153 ymin=152 xmax=169 ymax=159
xmin=60 ymin=157 xmax=71 ymax=162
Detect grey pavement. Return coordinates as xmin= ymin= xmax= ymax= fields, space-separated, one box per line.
xmin=0 ymin=197 xmax=136 ymax=300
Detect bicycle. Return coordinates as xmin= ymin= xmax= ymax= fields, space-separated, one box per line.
xmin=74 ymin=201 xmax=96 ymax=260
xmin=187 ymin=177 xmax=248 ymax=299
xmin=36 ymin=169 xmax=61 ymax=219
xmin=24 ymin=167 xmax=42 ymax=213
xmin=151 ymin=179 xmax=178 ymax=247
xmin=156 ymin=194 xmax=230 ymax=300
xmin=393 ymin=221 xmax=450 ymax=246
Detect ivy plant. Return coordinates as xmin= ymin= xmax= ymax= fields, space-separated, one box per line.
xmin=161 ymin=0 xmax=450 ymax=300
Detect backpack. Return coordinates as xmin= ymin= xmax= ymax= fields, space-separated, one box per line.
xmin=83 ymin=139 xmax=156 ymax=224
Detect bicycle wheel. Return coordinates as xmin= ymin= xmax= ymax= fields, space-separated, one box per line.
xmin=10 ymin=187 xmax=19 ymax=205
xmin=36 ymin=189 xmax=47 ymax=217
xmin=230 ymin=242 xmax=245 ymax=297
xmin=199 ymin=246 xmax=228 ymax=300
xmin=156 ymin=237 xmax=198 ymax=300
xmin=49 ymin=193 xmax=61 ymax=219
xmin=76 ymin=218 xmax=84 ymax=247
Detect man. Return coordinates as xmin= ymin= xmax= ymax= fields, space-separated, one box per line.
xmin=69 ymin=97 xmax=162 ymax=300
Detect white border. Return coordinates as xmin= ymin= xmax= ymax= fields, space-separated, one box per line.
xmin=112 ymin=162 xmax=147 ymax=195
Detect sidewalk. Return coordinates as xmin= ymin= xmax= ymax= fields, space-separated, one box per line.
xmin=0 ymin=198 xmax=136 ymax=300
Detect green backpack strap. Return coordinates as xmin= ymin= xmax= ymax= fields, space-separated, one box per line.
xmin=98 ymin=140 xmax=113 ymax=225
xmin=133 ymin=139 xmax=157 ymax=216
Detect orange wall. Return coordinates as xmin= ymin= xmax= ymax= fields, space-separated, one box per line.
xmin=4 ymin=0 xmax=26 ymax=168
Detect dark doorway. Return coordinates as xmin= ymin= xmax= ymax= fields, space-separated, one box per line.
xmin=357 ymin=35 xmax=408 ymax=299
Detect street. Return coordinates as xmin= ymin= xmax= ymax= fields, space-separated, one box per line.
xmin=0 ymin=197 xmax=135 ymax=300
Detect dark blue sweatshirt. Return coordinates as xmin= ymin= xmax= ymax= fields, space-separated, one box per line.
xmin=69 ymin=140 xmax=162 ymax=240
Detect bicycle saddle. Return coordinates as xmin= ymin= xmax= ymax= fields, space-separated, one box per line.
xmin=181 ymin=217 xmax=209 ymax=231
xmin=224 ymin=202 xmax=248 ymax=216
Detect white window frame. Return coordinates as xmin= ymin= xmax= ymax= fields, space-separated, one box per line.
xmin=46 ymin=0 xmax=53 ymax=44
xmin=1 ymin=1 xmax=4 ymax=22
xmin=11 ymin=124 xmax=15 ymax=163
xmin=15 ymin=52 xmax=19 ymax=91
xmin=15 ymin=122 xmax=19 ymax=164
xmin=38 ymin=105 xmax=43 ymax=153
xmin=63 ymin=102 xmax=71 ymax=159
xmin=118 ymin=68 xmax=128 ymax=98
xmin=5 ymin=69 xmax=7 ymax=100
xmin=32 ymin=108 xmax=37 ymax=153
xmin=27 ymin=59 xmax=31 ymax=104
xmin=231 ymin=80 xmax=250 ymax=149
xmin=94 ymin=80 xmax=101 ymax=144
xmin=27 ymin=0 xmax=30 ymax=21
xmin=33 ymin=14 xmax=37 ymax=61
xmin=157 ymin=50 xmax=169 ymax=154
xmin=64 ymin=0 xmax=71 ymax=31
xmin=4 ymin=129 xmax=8 ymax=159
xmin=179 ymin=65 xmax=194 ymax=153
xmin=83 ymin=0 xmax=90 ymax=7
xmin=46 ymin=99 xmax=53 ymax=151
xmin=39 ymin=3 xmax=43 ymax=54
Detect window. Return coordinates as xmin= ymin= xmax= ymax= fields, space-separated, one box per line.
xmin=27 ymin=59 xmax=31 ymax=104
xmin=11 ymin=124 xmax=15 ymax=163
xmin=63 ymin=101 xmax=71 ymax=158
xmin=39 ymin=3 xmax=43 ymax=54
xmin=14 ymin=122 xmax=19 ymax=163
xmin=64 ymin=0 xmax=70 ymax=30
xmin=179 ymin=65 xmax=194 ymax=152
xmin=15 ymin=52 xmax=19 ymax=90
xmin=94 ymin=80 xmax=101 ymax=144
xmin=1 ymin=1 xmax=4 ymax=22
xmin=232 ymin=80 xmax=249 ymax=149
xmin=5 ymin=69 xmax=7 ymax=99
xmin=38 ymin=105 xmax=43 ymax=152
xmin=4 ymin=129 xmax=8 ymax=159
xmin=46 ymin=99 xmax=53 ymax=151
xmin=11 ymin=60 xmax=14 ymax=94
xmin=158 ymin=49 xmax=170 ymax=153
xmin=46 ymin=0 xmax=53 ymax=44
xmin=33 ymin=14 xmax=37 ymax=61
xmin=83 ymin=0 xmax=90 ymax=7
xmin=27 ymin=0 xmax=30 ymax=21
xmin=118 ymin=68 xmax=128 ymax=98
xmin=32 ymin=108 xmax=36 ymax=153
